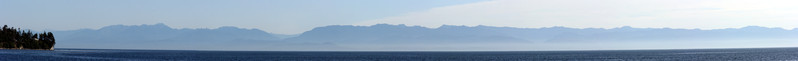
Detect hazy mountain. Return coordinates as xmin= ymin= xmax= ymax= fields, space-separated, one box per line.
xmin=290 ymin=24 xmax=798 ymax=42
xmin=55 ymin=23 xmax=278 ymax=41
xmin=271 ymin=34 xmax=300 ymax=39
xmin=53 ymin=23 xmax=337 ymax=51
xmin=49 ymin=23 xmax=798 ymax=51
xmin=286 ymin=24 xmax=528 ymax=44
xmin=280 ymin=24 xmax=798 ymax=51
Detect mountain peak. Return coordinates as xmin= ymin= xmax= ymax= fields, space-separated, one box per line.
xmin=154 ymin=23 xmax=167 ymax=26
xmin=218 ymin=26 xmax=241 ymax=30
xmin=439 ymin=25 xmax=469 ymax=28
xmin=99 ymin=23 xmax=173 ymax=30
xmin=740 ymin=26 xmax=769 ymax=29
xmin=371 ymin=24 xmax=405 ymax=27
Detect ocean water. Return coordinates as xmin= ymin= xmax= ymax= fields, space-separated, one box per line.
xmin=2 ymin=48 xmax=798 ymax=61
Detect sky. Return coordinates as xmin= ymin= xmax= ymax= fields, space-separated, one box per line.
xmin=3 ymin=0 xmax=798 ymax=34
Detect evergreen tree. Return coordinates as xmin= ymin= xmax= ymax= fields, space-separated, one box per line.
xmin=0 ymin=25 xmax=55 ymax=50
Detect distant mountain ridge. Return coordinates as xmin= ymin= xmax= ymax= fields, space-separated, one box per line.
xmin=56 ymin=23 xmax=279 ymax=42
xmin=53 ymin=23 xmax=317 ymax=50
xmin=51 ymin=23 xmax=798 ymax=51
xmin=285 ymin=24 xmax=528 ymax=44
xmin=291 ymin=24 xmax=798 ymax=43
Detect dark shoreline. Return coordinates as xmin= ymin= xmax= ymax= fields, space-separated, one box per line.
xmin=0 ymin=48 xmax=54 ymax=50
xmin=50 ymin=47 xmax=798 ymax=52
xmin=1 ymin=25 xmax=56 ymax=50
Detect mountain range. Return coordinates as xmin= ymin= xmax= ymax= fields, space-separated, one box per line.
xmin=52 ymin=23 xmax=798 ymax=51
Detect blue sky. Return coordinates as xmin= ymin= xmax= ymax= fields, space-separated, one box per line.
xmin=1 ymin=0 xmax=486 ymax=34
xmin=4 ymin=0 xmax=798 ymax=34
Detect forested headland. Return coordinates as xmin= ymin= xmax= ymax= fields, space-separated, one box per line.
xmin=0 ymin=25 xmax=55 ymax=50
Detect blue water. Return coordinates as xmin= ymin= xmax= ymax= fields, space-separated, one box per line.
xmin=2 ymin=48 xmax=798 ymax=61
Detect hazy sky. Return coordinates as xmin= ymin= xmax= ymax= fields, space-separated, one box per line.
xmin=4 ymin=0 xmax=798 ymax=34
xmin=1 ymin=0 xmax=486 ymax=34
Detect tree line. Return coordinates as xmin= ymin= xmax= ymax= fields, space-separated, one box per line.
xmin=0 ymin=25 xmax=55 ymax=50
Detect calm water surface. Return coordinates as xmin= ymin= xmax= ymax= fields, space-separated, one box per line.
xmin=2 ymin=48 xmax=798 ymax=61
